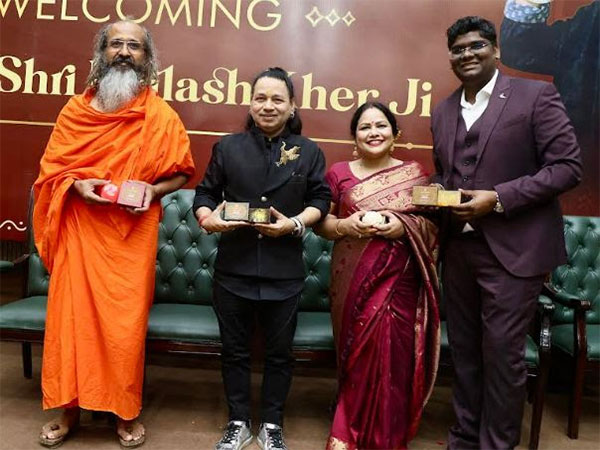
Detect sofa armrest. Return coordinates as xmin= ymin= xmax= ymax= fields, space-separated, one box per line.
xmin=542 ymin=283 xmax=591 ymax=312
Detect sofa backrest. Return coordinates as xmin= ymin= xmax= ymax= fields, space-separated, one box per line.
xmin=27 ymin=245 xmax=49 ymax=297
xmin=26 ymin=189 xmax=333 ymax=313
xmin=26 ymin=188 xmax=50 ymax=297
xmin=300 ymin=229 xmax=333 ymax=311
xmin=154 ymin=189 xmax=217 ymax=305
xmin=551 ymin=215 xmax=600 ymax=325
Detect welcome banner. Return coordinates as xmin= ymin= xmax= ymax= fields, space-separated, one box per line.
xmin=1 ymin=0 xmax=597 ymax=240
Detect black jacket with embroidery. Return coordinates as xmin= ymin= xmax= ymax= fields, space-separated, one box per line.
xmin=193 ymin=126 xmax=331 ymax=279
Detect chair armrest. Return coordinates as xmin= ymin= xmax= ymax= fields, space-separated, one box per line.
xmin=542 ymin=283 xmax=591 ymax=312
xmin=12 ymin=253 xmax=30 ymax=266
xmin=0 ymin=252 xmax=29 ymax=273
xmin=536 ymin=295 xmax=555 ymax=352
xmin=543 ymin=283 xmax=589 ymax=359
xmin=0 ymin=252 xmax=29 ymax=267
xmin=537 ymin=294 xmax=554 ymax=308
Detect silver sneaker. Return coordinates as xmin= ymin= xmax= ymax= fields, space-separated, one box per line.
xmin=215 ymin=420 xmax=253 ymax=450
xmin=257 ymin=423 xmax=288 ymax=450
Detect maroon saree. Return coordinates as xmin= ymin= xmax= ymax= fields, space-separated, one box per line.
xmin=325 ymin=161 xmax=440 ymax=450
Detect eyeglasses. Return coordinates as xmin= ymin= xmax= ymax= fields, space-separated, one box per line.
xmin=449 ymin=41 xmax=490 ymax=58
xmin=108 ymin=39 xmax=143 ymax=52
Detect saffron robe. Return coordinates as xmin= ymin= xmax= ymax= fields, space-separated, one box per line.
xmin=33 ymin=87 xmax=195 ymax=419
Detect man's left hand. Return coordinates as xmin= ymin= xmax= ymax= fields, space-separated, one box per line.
xmin=253 ymin=207 xmax=295 ymax=238
xmin=450 ymin=189 xmax=497 ymax=220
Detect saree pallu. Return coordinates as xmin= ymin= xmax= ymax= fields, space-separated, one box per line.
xmin=326 ymin=162 xmax=440 ymax=450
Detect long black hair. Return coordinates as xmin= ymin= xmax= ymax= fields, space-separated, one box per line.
xmin=245 ymin=67 xmax=302 ymax=135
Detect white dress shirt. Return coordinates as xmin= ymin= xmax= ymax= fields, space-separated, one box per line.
xmin=460 ymin=69 xmax=499 ymax=131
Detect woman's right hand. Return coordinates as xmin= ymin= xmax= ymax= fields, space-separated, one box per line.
xmin=196 ymin=202 xmax=248 ymax=233
xmin=337 ymin=211 xmax=377 ymax=239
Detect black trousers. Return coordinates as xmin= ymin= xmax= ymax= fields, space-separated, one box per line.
xmin=212 ymin=283 xmax=300 ymax=425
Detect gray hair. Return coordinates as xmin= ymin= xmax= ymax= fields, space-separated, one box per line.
xmin=86 ymin=20 xmax=159 ymax=89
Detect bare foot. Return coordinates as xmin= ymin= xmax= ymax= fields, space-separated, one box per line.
xmin=39 ymin=407 xmax=80 ymax=443
xmin=117 ymin=418 xmax=145 ymax=447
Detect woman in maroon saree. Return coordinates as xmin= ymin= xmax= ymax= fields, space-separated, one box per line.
xmin=315 ymin=103 xmax=440 ymax=450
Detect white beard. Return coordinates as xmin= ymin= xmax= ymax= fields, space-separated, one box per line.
xmin=96 ymin=67 xmax=141 ymax=112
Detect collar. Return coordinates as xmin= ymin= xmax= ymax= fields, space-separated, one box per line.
xmin=249 ymin=124 xmax=292 ymax=141
xmin=460 ymin=69 xmax=499 ymax=109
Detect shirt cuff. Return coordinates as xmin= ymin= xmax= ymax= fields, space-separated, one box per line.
xmin=504 ymin=0 xmax=550 ymax=23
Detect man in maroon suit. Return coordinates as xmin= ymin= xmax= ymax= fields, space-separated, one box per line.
xmin=431 ymin=16 xmax=581 ymax=450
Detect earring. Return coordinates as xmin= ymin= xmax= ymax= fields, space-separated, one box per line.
xmin=390 ymin=130 xmax=402 ymax=154
xmin=352 ymin=145 xmax=359 ymax=159
xmin=290 ymin=109 xmax=295 ymax=119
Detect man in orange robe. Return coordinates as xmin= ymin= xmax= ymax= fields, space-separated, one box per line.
xmin=33 ymin=20 xmax=195 ymax=448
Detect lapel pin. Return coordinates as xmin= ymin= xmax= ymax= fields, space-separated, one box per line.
xmin=499 ymin=92 xmax=507 ymax=99
xmin=276 ymin=142 xmax=301 ymax=167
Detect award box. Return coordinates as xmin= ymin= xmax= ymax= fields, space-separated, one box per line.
xmin=117 ymin=181 xmax=146 ymax=208
xmin=411 ymin=186 xmax=461 ymax=207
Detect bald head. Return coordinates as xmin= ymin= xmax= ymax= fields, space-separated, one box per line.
xmin=108 ymin=20 xmax=145 ymax=34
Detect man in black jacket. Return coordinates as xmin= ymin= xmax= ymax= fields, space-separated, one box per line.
xmin=194 ymin=67 xmax=330 ymax=450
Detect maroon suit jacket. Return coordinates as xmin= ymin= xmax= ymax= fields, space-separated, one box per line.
xmin=431 ymin=72 xmax=582 ymax=277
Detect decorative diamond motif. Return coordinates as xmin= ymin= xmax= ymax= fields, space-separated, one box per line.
xmin=305 ymin=7 xmax=356 ymax=27
xmin=305 ymin=6 xmax=323 ymax=27
xmin=342 ymin=11 xmax=356 ymax=26
xmin=325 ymin=9 xmax=340 ymax=26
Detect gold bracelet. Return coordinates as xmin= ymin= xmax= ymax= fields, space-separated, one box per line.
xmin=335 ymin=219 xmax=344 ymax=236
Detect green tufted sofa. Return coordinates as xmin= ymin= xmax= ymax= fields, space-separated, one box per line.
xmin=539 ymin=216 xmax=600 ymax=439
xmin=0 ymin=189 xmax=336 ymax=379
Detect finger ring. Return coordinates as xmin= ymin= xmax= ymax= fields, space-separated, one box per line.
xmin=358 ymin=233 xmax=363 ymax=239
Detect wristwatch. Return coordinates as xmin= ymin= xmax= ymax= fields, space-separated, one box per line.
xmin=493 ymin=192 xmax=505 ymax=214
